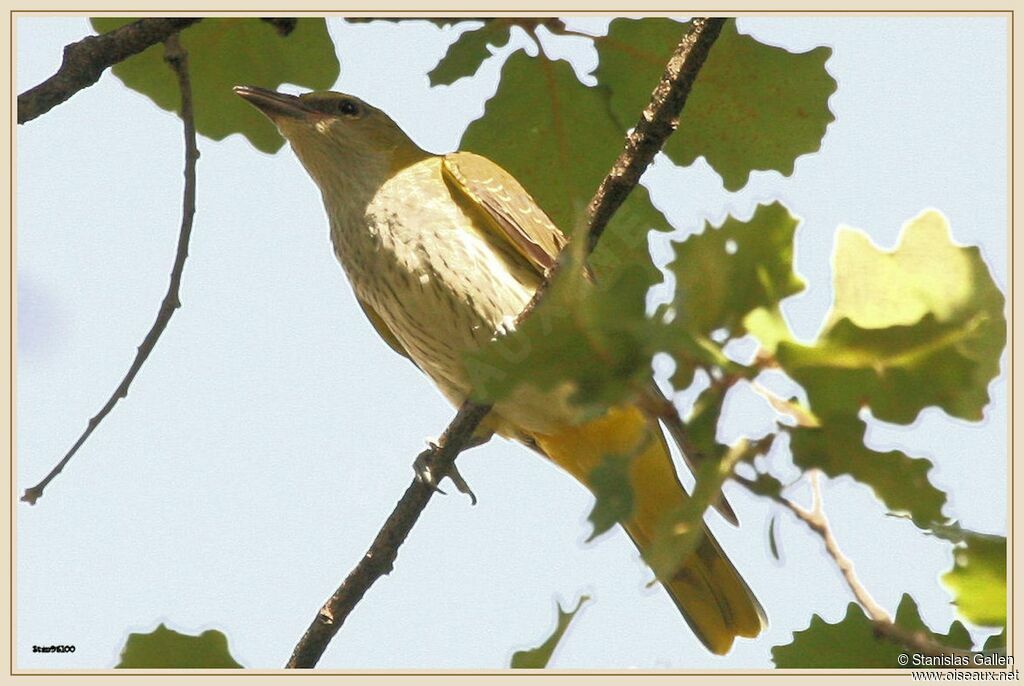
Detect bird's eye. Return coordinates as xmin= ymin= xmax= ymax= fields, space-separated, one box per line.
xmin=335 ymin=98 xmax=362 ymax=118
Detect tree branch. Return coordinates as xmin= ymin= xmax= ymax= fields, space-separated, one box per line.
xmin=285 ymin=401 xmax=492 ymax=669
xmin=18 ymin=17 xmax=200 ymax=124
xmin=736 ymin=471 xmax=972 ymax=660
xmin=21 ymin=35 xmax=200 ymax=505
xmin=285 ymin=17 xmax=728 ymax=669
xmin=586 ymin=17 xmax=725 ymax=254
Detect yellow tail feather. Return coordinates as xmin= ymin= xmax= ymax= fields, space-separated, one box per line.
xmin=531 ymin=405 xmax=766 ymax=655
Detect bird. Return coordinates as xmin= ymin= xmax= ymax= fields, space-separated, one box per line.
xmin=234 ymin=84 xmax=766 ymax=655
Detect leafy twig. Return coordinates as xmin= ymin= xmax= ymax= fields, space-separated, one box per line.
xmin=285 ymin=16 xmax=728 ymax=669
xmin=737 ymin=472 xmax=971 ymax=659
xmin=18 ymin=18 xmax=200 ymax=124
xmin=21 ymin=35 xmax=200 ymax=505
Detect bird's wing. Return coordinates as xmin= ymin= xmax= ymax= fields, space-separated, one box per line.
xmin=444 ymin=151 xmax=740 ymax=525
xmin=442 ymin=152 xmax=567 ymax=274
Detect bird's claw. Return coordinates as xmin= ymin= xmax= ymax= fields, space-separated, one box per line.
xmin=414 ymin=442 xmax=447 ymax=494
xmin=447 ymin=464 xmax=478 ymax=506
xmin=413 ymin=441 xmax=477 ymax=505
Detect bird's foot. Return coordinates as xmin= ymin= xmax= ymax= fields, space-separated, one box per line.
xmin=446 ymin=463 xmax=478 ymax=506
xmin=413 ymin=443 xmax=477 ymax=505
xmin=413 ymin=442 xmax=446 ymax=493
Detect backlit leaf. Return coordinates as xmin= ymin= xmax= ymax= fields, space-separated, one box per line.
xmin=596 ymin=18 xmax=835 ymax=191
xmin=90 ymin=18 xmax=339 ymax=153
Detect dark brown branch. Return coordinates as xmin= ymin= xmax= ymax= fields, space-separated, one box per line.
xmin=586 ymin=17 xmax=725 ymax=253
xmin=285 ymin=401 xmax=492 ymax=668
xmin=18 ymin=17 xmax=200 ymax=124
xmin=21 ymin=35 xmax=200 ymax=505
xmin=285 ymin=17 xmax=727 ymax=669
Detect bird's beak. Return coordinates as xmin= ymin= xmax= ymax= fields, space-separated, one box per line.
xmin=234 ymin=85 xmax=311 ymax=121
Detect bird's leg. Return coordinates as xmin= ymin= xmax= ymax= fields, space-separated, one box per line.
xmin=413 ymin=432 xmax=490 ymax=505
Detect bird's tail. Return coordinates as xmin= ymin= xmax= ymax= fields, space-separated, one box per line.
xmin=531 ymin=405 xmax=766 ymax=655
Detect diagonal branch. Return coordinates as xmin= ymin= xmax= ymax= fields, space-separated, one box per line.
xmin=18 ymin=17 xmax=200 ymax=124
xmin=585 ymin=17 xmax=724 ymax=254
xmin=285 ymin=17 xmax=727 ymax=669
xmin=21 ymin=35 xmax=200 ymax=505
xmin=736 ymin=471 xmax=972 ymax=659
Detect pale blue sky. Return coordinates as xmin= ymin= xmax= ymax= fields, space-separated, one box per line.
xmin=16 ymin=16 xmax=1007 ymax=669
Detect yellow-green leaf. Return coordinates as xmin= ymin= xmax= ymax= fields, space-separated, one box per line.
xmin=830 ymin=211 xmax=1002 ymax=329
xmin=511 ymin=596 xmax=589 ymax=668
xmin=116 ymin=624 xmax=242 ymax=669
xmin=941 ymin=532 xmax=1006 ymax=627
xmin=777 ymin=211 xmax=1005 ymax=424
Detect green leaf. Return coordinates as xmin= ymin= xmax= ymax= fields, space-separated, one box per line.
xmin=596 ymin=18 xmax=835 ymax=191
xmin=511 ymin=596 xmax=589 ymax=668
xmin=773 ymin=604 xmax=898 ymax=668
xmin=116 ymin=624 xmax=242 ymax=668
xmin=789 ymin=417 xmax=946 ymax=529
xmin=777 ymin=211 xmax=1006 ymax=424
xmin=586 ymin=453 xmax=635 ymax=542
xmin=668 ymin=202 xmax=805 ymax=339
xmin=742 ymin=471 xmax=785 ymax=499
xmin=461 ymin=50 xmax=667 ymax=289
xmin=772 ymin=595 xmax=970 ymax=668
xmin=460 ymin=52 xmax=689 ymax=412
xmin=428 ymin=22 xmax=512 ymax=86
xmin=892 ymin=594 xmax=975 ymax=651
xmin=984 ymin=629 xmax=1007 ymax=652
xmin=744 ymin=306 xmax=797 ymax=356
xmin=941 ymin=531 xmax=1006 ymax=627
xmin=90 ymin=18 xmax=339 ymax=153
xmin=685 ymin=383 xmax=727 ymax=457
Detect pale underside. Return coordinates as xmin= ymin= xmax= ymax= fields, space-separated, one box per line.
xmin=325 ymin=153 xmax=578 ymax=437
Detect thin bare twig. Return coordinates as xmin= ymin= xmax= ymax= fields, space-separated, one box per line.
xmin=18 ymin=18 xmax=200 ymax=124
xmin=285 ymin=17 xmax=728 ymax=669
xmin=21 ymin=35 xmax=200 ymax=505
xmin=736 ymin=471 xmax=972 ymax=659
xmin=785 ymin=473 xmax=892 ymax=622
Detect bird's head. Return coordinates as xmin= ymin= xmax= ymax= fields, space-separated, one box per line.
xmin=234 ymin=85 xmax=428 ymax=191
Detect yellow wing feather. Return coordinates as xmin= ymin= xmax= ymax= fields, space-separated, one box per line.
xmin=442 ymin=152 xmax=567 ymax=274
